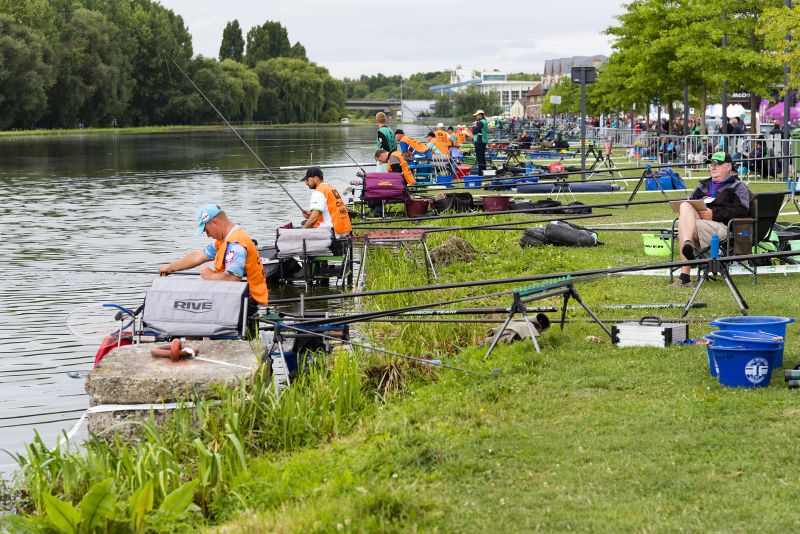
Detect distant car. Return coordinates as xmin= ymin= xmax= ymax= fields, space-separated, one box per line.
xmin=340 ymin=118 xmax=350 ymax=125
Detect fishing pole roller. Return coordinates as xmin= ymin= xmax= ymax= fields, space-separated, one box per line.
xmin=149 ymin=339 xmax=200 ymax=361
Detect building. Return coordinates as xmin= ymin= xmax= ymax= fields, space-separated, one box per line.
xmin=524 ymin=83 xmax=544 ymax=119
xmin=428 ymin=69 xmax=540 ymax=115
xmin=542 ymin=56 xmax=607 ymax=90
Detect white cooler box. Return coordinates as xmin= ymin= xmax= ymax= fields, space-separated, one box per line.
xmin=611 ymin=316 xmax=688 ymax=348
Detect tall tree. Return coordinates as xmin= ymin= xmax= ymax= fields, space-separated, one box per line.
xmin=289 ymin=41 xmax=307 ymax=60
xmin=43 ymin=8 xmax=131 ymax=128
xmin=453 ymin=87 xmax=502 ymax=119
xmin=0 ymin=14 xmax=53 ymax=129
xmin=252 ymin=58 xmax=344 ymax=123
xmin=219 ymin=19 xmax=244 ymax=62
xmin=759 ymin=3 xmax=800 ymax=91
xmin=245 ymin=21 xmax=291 ymax=67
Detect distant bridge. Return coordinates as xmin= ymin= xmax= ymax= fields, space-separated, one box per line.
xmin=345 ymin=100 xmax=402 ymax=113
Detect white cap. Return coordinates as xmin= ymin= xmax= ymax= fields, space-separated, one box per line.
xmin=436 ymin=122 xmax=444 ymax=128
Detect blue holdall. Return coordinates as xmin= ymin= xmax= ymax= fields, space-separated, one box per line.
xmin=645 ymin=167 xmax=687 ymax=191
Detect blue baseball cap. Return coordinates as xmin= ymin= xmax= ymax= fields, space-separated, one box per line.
xmin=196 ymin=204 xmax=222 ymax=236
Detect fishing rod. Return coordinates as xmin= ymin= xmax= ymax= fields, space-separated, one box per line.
xmin=52 ymin=162 xmax=375 ymax=187
xmin=282 ymin=275 xmax=605 ymax=328
xmin=165 ymin=53 xmax=304 ymax=211
xmin=264 ymin=320 xmax=489 ymax=376
xmin=49 ymin=268 xmax=198 ymax=276
xmin=340 ymin=147 xmax=370 ymax=177
xmin=353 ymin=212 xmax=609 ymax=232
xmin=405 ymin=153 xmax=792 ymax=191
xmin=351 ymin=195 xmax=686 ymax=226
xmin=270 ymin=248 xmax=800 ymax=305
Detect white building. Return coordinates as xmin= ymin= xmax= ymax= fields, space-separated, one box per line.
xmin=475 ymin=72 xmax=538 ymax=114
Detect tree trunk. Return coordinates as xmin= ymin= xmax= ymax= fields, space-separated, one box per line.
xmin=701 ymin=86 xmax=707 ymax=135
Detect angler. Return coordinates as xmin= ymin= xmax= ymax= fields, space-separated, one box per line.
xmin=158 ymin=204 xmax=268 ymax=306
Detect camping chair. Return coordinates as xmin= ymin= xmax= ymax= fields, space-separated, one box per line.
xmin=275 ymin=228 xmax=352 ymax=287
xmin=361 ymin=171 xmax=407 ymax=218
xmin=141 ymin=278 xmax=251 ymax=339
xmin=670 ymin=190 xmax=786 ymax=284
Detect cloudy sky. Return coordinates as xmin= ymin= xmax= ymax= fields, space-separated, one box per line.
xmin=158 ymin=0 xmax=628 ymax=78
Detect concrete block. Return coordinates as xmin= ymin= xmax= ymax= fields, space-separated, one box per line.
xmin=85 ymin=340 xmax=258 ymax=438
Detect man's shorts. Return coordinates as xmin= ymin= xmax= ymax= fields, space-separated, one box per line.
xmin=695 ymin=219 xmax=728 ymax=249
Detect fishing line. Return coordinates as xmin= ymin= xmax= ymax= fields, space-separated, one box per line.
xmin=165 ymin=53 xmax=304 ymax=211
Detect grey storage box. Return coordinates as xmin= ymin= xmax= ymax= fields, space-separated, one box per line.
xmin=611 ymin=316 xmax=688 ymax=348
xmin=142 ymin=278 xmax=249 ymax=338
xmin=275 ymin=228 xmax=333 ymax=258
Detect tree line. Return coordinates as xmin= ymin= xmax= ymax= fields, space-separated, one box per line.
xmin=0 ymin=0 xmax=345 ymax=129
xmin=540 ymin=0 xmax=796 ymax=133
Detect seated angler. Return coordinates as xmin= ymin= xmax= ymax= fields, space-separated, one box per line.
xmin=394 ymin=129 xmax=429 ymax=158
xmin=158 ymin=204 xmax=269 ymax=306
xmin=672 ymin=152 xmax=751 ymax=287
xmin=300 ymin=166 xmax=352 ymax=239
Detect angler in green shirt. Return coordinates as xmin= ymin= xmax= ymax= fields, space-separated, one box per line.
xmin=375 ymin=112 xmax=397 ymax=152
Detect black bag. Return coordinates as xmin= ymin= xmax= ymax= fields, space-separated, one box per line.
xmin=520 ymin=221 xmax=599 ymax=248
xmin=433 ymin=192 xmax=474 ymax=213
xmin=560 ymin=201 xmax=592 ymax=214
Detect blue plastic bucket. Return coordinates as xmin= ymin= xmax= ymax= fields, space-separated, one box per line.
xmin=708 ymin=343 xmax=779 ymax=387
xmin=709 ymin=316 xmax=794 ymax=367
xmin=705 ymin=330 xmax=784 ymax=371
xmin=709 ymin=316 xmax=794 ymax=337
xmin=464 ymin=175 xmax=482 ymax=189
xmin=436 ymin=175 xmax=453 ymax=188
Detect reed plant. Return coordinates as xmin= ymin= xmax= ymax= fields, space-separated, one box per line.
xmin=2 ymin=351 xmax=375 ymax=531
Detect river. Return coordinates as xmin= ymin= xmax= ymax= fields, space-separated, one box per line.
xmin=0 ymin=125 xmax=426 ymax=469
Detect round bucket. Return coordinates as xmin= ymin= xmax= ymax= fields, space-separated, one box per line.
xmin=709 ymin=316 xmax=794 ymax=368
xmin=435 ymin=175 xmax=453 ymax=188
xmin=708 ymin=343 xmax=779 ymax=388
xmin=705 ymin=330 xmax=784 ymax=373
xmin=483 ymin=195 xmax=510 ymax=212
xmin=405 ymin=197 xmax=430 ymax=218
xmin=709 ymin=316 xmax=794 ymax=337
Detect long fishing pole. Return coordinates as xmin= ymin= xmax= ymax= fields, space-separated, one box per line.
xmin=270 ymin=248 xmax=800 ymax=305
xmin=165 ymin=53 xmax=304 ymax=211
xmin=264 ymin=320 xmax=488 ymax=375
xmin=49 ymin=268 xmax=197 ymax=276
xmin=353 ymin=212 xmax=609 ymax=232
xmin=351 ymin=195 xmax=687 ymax=226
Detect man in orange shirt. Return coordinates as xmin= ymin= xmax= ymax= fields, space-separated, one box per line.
xmin=158 ymin=204 xmax=268 ymax=306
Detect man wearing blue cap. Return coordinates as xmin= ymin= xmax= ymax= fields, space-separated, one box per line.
xmin=158 ymin=204 xmax=268 ymax=305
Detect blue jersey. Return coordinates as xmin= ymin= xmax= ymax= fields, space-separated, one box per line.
xmin=204 ymin=242 xmax=246 ymax=277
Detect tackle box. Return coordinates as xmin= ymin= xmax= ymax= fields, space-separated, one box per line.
xmin=611 ymin=316 xmax=688 ymax=348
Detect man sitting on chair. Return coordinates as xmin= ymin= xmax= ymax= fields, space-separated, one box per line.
xmin=672 ymin=151 xmax=751 ymax=287
xmin=301 ymin=166 xmax=352 ymax=238
xmin=158 ymin=204 xmax=269 ymax=305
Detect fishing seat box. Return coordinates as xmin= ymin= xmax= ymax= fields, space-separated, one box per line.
xmin=611 ymin=316 xmax=688 ymax=348
xmin=142 ymin=278 xmax=249 ymax=338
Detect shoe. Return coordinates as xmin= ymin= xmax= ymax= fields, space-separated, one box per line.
xmin=681 ymin=241 xmax=696 ymax=260
xmin=670 ymin=277 xmax=693 ymax=287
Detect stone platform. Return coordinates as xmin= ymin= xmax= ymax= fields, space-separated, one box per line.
xmin=85 ymin=339 xmax=258 ymax=438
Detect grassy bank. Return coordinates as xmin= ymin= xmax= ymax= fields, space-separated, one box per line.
xmin=5 ymin=184 xmax=800 ymax=531
xmin=0 ymin=122 xmax=355 ymax=140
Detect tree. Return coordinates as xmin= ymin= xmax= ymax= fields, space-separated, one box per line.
xmin=43 ymin=8 xmax=131 ymax=128
xmin=0 ymin=14 xmax=53 ymax=129
xmin=252 ymin=58 xmax=345 ymax=123
xmin=759 ymin=3 xmax=800 ymax=91
xmin=219 ymin=19 xmax=244 ymax=62
xmin=245 ymin=21 xmax=291 ymax=67
xmin=434 ymin=95 xmax=452 ymax=117
xmin=453 ymin=87 xmax=502 ymax=119
xmin=289 ymin=41 xmax=307 ymax=60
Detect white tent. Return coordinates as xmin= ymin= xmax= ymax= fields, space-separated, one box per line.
xmin=510 ymin=100 xmax=525 ymax=119
xmin=705 ymin=103 xmax=747 ymax=118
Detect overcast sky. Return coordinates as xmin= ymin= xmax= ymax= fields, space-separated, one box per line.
xmin=158 ymin=0 xmax=628 ymax=79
